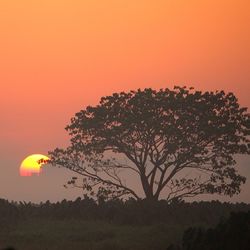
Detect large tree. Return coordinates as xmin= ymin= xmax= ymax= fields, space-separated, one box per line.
xmin=49 ymin=87 xmax=250 ymax=201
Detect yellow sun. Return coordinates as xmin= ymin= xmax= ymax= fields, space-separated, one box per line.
xmin=20 ymin=154 xmax=49 ymax=177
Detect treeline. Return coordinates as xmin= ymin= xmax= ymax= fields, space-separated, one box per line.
xmin=1 ymin=197 xmax=250 ymax=227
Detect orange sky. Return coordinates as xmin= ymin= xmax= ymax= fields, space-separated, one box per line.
xmin=0 ymin=0 xmax=249 ymax=202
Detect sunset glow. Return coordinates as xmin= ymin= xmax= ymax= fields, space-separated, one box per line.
xmin=0 ymin=0 xmax=249 ymax=202
xmin=20 ymin=154 xmax=49 ymax=177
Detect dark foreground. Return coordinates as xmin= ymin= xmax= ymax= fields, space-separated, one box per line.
xmin=0 ymin=198 xmax=249 ymax=250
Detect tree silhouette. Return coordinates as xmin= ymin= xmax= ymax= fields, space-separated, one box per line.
xmin=49 ymin=87 xmax=249 ymax=201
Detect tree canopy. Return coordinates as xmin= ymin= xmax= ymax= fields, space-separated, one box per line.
xmin=49 ymin=87 xmax=250 ymax=201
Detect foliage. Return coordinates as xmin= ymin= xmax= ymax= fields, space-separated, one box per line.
xmin=181 ymin=210 xmax=250 ymax=250
xmin=1 ymin=198 xmax=250 ymax=226
xmin=49 ymin=87 xmax=250 ymax=201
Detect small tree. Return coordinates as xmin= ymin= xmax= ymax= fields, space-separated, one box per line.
xmin=49 ymin=87 xmax=249 ymax=201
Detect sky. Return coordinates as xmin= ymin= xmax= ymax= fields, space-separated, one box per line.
xmin=0 ymin=0 xmax=249 ymax=203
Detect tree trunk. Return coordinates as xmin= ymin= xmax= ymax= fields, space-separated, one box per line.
xmin=140 ymin=174 xmax=154 ymax=200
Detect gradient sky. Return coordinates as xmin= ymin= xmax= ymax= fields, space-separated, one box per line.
xmin=0 ymin=0 xmax=249 ymax=202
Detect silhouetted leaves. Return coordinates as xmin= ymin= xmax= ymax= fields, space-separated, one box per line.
xmin=49 ymin=87 xmax=250 ymax=201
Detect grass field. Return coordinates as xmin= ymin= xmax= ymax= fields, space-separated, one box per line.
xmin=0 ymin=218 xmax=186 ymax=250
xmin=1 ymin=199 xmax=249 ymax=249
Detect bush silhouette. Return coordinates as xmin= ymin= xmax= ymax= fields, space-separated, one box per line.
xmin=182 ymin=211 xmax=250 ymax=250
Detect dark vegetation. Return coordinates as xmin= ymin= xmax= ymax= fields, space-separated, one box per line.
xmin=180 ymin=210 xmax=250 ymax=250
xmin=0 ymin=198 xmax=250 ymax=250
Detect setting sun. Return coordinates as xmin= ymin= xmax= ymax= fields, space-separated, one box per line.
xmin=20 ymin=154 xmax=49 ymax=177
